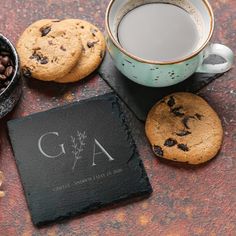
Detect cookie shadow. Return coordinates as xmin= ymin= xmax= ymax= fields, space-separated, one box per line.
xmin=24 ymin=73 xmax=96 ymax=98
xmin=156 ymin=154 xmax=219 ymax=170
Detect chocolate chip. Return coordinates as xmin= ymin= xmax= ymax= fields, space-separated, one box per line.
xmin=87 ymin=41 xmax=98 ymax=48
xmin=40 ymin=26 xmax=51 ymax=37
xmin=182 ymin=116 xmax=195 ymax=129
xmin=80 ymin=25 xmax=84 ymax=29
xmin=60 ymin=45 xmax=66 ymax=51
xmin=91 ymin=28 xmax=98 ymax=36
xmin=30 ymin=52 xmax=48 ymax=64
xmin=40 ymin=57 xmax=48 ymax=64
xmin=171 ymin=106 xmax=184 ymax=117
xmin=4 ymin=66 xmax=13 ymax=77
xmin=153 ymin=145 xmax=163 ymax=157
xmin=195 ymin=113 xmax=203 ymax=120
xmin=30 ymin=52 xmax=41 ymax=61
xmin=177 ymin=144 xmax=189 ymax=152
xmin=164 ymin=138 xmax=177 ymax=147
xmin=176 ymin=130 xmax=191 ymax=136
xmin=22 ymin=67 xmax=32 ymax=78
xmin=167 ymin=96 xmax=175 ymax=107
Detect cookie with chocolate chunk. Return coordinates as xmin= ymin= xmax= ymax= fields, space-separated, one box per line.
xmin=17 ymin=19 xmax=82 ymax=81
xmin=145 ymin=92 xmax=223 ymax=164
xmin=55 ymin=19 xmax=106 ymax=83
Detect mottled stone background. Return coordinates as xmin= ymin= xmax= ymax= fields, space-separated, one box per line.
xmin=0 ymin=0 xmax=235 ymax=235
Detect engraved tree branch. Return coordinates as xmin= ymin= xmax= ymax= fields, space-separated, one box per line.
xmin=71 ymin=131 xmax=87 ymax=171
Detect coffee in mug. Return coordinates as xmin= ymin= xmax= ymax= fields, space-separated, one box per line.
xmin=118 ymin=2 xmax=202 ymax=62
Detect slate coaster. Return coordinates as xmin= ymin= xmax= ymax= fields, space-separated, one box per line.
xmin=7 ymin=93 xmax=152 ymax=226
xmin=98 ymin=53 xmax=224 ymax=121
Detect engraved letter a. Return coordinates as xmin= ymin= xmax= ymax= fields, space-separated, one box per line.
xmin=92 ymin=139 xmax=114 ymax=166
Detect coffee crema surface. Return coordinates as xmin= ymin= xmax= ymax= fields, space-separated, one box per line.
xmin=117 ymin=3 xmax=201 ymax=62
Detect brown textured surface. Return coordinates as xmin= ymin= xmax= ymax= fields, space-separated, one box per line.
xmin=0 ymin=0 xmax=235 ymax=235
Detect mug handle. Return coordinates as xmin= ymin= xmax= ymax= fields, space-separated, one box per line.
xmin=196 ymin=43 xmax=234 ymax=74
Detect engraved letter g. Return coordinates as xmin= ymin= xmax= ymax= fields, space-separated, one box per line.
xmin=38 ymin=132 xmax=65 ymax=158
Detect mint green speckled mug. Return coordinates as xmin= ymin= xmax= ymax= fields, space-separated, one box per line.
xmin=105 ymin=0 xmax=234 ymax=87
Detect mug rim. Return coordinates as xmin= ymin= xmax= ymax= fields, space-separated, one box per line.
xmin=105 ymin=0 xmax=214 ymax=65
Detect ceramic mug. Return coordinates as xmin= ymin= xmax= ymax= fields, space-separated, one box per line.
xmin=105 ymin=0 xmax=234 ymax=87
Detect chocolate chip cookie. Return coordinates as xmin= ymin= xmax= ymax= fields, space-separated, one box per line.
xmin=145 ymin=92 xmax=223 ymax=164
xmin=17 ymin=19 xmax=82 ymax=81
xmin=55 ymin=19 xmax=106 ymax=83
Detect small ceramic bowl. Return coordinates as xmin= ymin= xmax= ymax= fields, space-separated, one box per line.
xmin=0 ymin=34 xmax=22 ymax=119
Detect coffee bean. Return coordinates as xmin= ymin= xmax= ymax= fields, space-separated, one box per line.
xmin=0 ymin=51 xmax=10 ymax=56
xmin=1 ymin=56 xmax=9 ymax=66
xmin=164 ymin=138 xmax=177 ymax=147
xmin=0 ymin=64 xmax=5 ymax=74
xmin=9 ymin=59 xmax=14 ymax=66
xmin=0 ymin=87 xmax=5 ymax=93
xmin=4 ymin=80 xmax=10 ymax=86
xmin=0 ymin=51 xmax=15 ymax=92
xmin=0 ymin=74 xmax=7 ymax=80
xmin=4 ymin=66 xmax=13 ymax=77
xmin=153 ymin=145 xmax=164 ymax=157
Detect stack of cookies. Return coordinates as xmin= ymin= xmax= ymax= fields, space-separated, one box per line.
xmin=17 ymin=19 xmax=106 ymax=83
